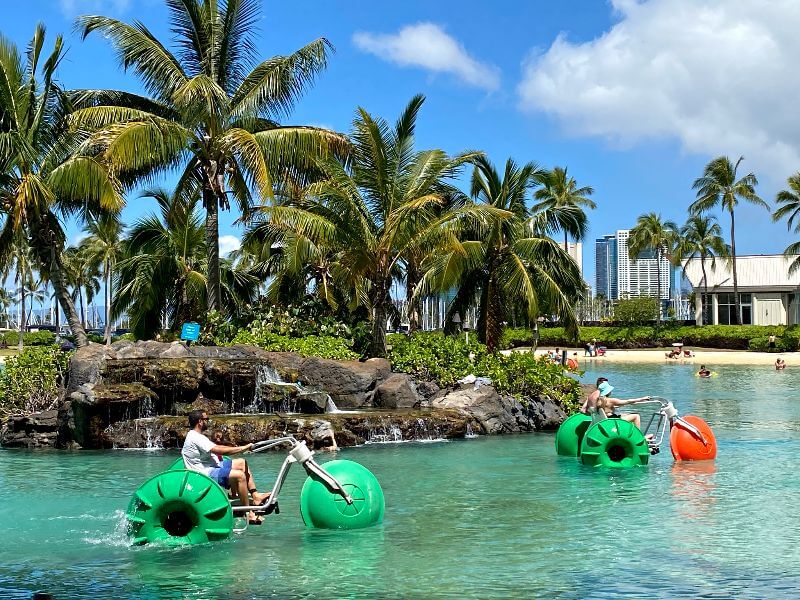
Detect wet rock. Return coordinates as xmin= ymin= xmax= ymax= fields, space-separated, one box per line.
xmin=104 ymin=408 xmax=474 ymax=449
xmin=1 ymin=410 xmax=60 ymax=448
xmin=286 ymin=356 xmax=391 ymax=407
xmin=431 ymin=385 xmax=567 ymax=433
xmin=66 ymin=343 xmax=112 ymax=394
xmin=374 ymin=373 xmax=420 ymax=409
xmin=432 ymin=385 xmax=518 ymax=434
xmin=160 ymin=342 xmax=189 ymax=358
xmin=416 ymin=380 xmax=441 ymax=402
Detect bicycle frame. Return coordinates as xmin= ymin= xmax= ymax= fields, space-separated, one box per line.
xmin=229 ymin=437 xmax=354 ymax=531
xmin=638 ymin=397 xmax=711 ymax=451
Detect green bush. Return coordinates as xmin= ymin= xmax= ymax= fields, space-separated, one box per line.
xmin=387 ymin=332 xmax=581 ymax=410
xmin=613 ymin=297 xmax=659 ymax=325
xmin=501 ymin=324 xmax=792 ymax=351
xmin=0 ymin=346 xmax=71 ymax=417
xmin=232 ymin=326 xmax=358 ymax=360
xmin=2 ymin=330 xmax=56 ymax=346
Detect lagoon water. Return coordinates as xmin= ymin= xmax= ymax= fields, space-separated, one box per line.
xmin=2 ymin=362 xmax=800 ymax=598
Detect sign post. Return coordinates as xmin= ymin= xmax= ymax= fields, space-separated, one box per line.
xmin=180 ymin=322 xmax=201 ymax=345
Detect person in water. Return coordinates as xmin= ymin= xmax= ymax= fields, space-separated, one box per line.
xmin=698 ymin=365 xmax=711 ymax=378
xmin=182 ymin=410 xmax=269 ymax=525
xmin=775 ymin=358 xmax=787 ymax=370
xmin=581 ymin=377 xmax=650 ymax=430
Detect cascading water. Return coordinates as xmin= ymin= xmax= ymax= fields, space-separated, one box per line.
xmin=252 ymin=364 xmax=341 ymax=414
xmin=131 ymin=395 xmax=162 ymax=450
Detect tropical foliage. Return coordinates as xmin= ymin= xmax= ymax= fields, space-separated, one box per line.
xmin=420 ymin=156 xmax=584 ymax=352
xmin=675 ymin=215 xmax=729 ymax=324
xmin=252 ymin=94 xmax=478 ymax=357
xmin=74 ymin=0 xmax=347 ymax=315
xmin=387 ymin=332 xmax=581 ymax=411
xmin=0 ymin=25 xmax=123 ymax=347
xmin=689 ymin=156 xmax=767 ymax=324
xmin=0 ymin=345 xmax=70 ymax=417
xmin=627 ymin=212 xmax=678 ymax=323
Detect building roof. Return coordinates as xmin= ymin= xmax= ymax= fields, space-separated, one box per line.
xmin=683 ymin=254 xmax=800 ymax=291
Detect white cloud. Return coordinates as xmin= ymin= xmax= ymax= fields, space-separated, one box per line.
xmin=518 ymin=0 xmax=800 ymax=181
xmin=59 ymin=0 xmax=131 ymax=17
xmin=353 ymin=23 xmax=500 ymax=91
xmin=219 ymin=235 xmax=241 ymax=257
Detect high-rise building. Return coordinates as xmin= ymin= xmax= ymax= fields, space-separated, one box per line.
xmin=595 ymin=230 xmax=670 ymax=300
xmin=595 ymin=234 xmax=617 ymax=298
xmin=565 ymin=242 xmax=583 ymax=278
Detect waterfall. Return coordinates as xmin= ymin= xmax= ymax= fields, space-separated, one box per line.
xmin=365 ymin=418 xmax=404 ymax=444
xmin=252 ymin=363 xmax=342 ymax=414
xmin=465 ymin=423 xmax=478 ymax=439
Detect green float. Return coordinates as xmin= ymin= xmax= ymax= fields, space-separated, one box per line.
xmin=300 ymin=460 xmax=385 ymax=529
xmin=579 ymin=419 xmax=650 ymax=468
xmin=126 ymin=469 xmax=234 ymax=546
xmin=554 ymin=413 xmax=592 ymax=456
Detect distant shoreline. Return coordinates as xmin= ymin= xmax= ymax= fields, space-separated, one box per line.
xmin=515 ymin=346 xmax=793 ymax=366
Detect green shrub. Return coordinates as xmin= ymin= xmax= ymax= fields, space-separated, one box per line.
xmin=2 ymin=330 xmax=56 ymax=346
xmin=501 ymin=324 xmax=791 ymax=351
xmin=613 ymin=297 xmax=659 ymax=325
xmin=232 ymin=326 xmax=358 ymax=360
xmin=387 ymin=332 xmax=581 ymax=410
xmin=0 ymin=346 xmax=71 ymax=417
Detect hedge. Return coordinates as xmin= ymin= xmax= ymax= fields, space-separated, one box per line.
xmin=502 ymin=325 xmax=800 ymax=351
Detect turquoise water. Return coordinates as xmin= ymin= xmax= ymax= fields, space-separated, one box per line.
xmin=2 ymin=363 xmax=800 ymax=598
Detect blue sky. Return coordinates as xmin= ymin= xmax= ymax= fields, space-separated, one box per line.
xmin=6 ymin=0 xmax=800 ymax=286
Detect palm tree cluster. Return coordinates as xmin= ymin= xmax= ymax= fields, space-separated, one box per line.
xmin=630 ymin=154 xmax=800 ymax=327
xmin=0 ymin=1 xmax=595 ymax=356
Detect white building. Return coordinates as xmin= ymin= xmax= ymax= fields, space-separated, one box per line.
xmin=565 ymin=242 xmax=583 ymax=278
xmin=683 ymin=254 xmax=800 ymax=325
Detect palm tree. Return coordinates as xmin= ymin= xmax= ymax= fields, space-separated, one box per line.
xmin=0 ymin=25 xmax=123 ymax=348
xmin=0 ymin=288 xmax=12 ymax=328
xmin=74 ymin=0 xmax=347 ymax=314
xmin=690 ymin=156 xmax=767 ymax=324
xmin=532 ymin=166 xmax=596 ymax=252
xmin=420 ymin=156 xmax=584 ymax=352
xmin=114 ymin=188 xmax=208 ymax=339
xmin=79 ymin=215 xmax=123 ymax=344
xmin=627 ymin=213 xmax=678 ymax=324
xmin=772 ymin=173 xmax=800 ymax=275
xmin=256 ymin=95 xmax=479 ymax=356
xmin=0 ymin=235 xmax=36 ymax=351
xmin=676 ymin=215 xmax=730 ymax=325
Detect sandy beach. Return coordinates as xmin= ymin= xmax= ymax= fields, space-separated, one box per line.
xmin=520 ymin=346 xmax=795 ymax=366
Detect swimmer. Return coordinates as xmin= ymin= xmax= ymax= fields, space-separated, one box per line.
xmin=697 ymin=365 xmax=711 ymax=378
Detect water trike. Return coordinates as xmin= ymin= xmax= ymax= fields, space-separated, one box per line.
xmin=126 ymin=436 xmax=384 ymax=546
xmin=555 ymin=397 xmax=717 ymax=467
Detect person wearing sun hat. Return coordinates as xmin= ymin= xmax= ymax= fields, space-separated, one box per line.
xmin=581 ymin=377 xmax=651 ymax=430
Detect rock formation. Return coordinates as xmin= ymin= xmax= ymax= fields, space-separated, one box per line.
xmin=2 ymin=340 xmax=575 ymax=449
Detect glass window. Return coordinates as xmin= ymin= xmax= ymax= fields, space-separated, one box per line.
xmin=717 ymin=293 xmax=735 ymax=325
xmin=739 ymin=293 xmax=752 ymax=325
xmin=716 ymin=293 xmax=751 ymax=325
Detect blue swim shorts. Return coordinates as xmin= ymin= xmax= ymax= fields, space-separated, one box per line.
xmin=208 ymin=458 xmax=233 ymax=488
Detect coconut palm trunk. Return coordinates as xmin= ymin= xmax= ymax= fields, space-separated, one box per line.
xmin=729 ymin=209 xmax=740 ymax=324
xmin=104 ymin=258 xmax=112 ymax=345
xmin=701 ymin=256 xmax=709 ymax=324
xmin=656 ymin=247 xmax=663 ymax=324
xmin=405 ymin=261 xmax=422 ymax=332
xmin=17 ymin=273 xmax=25 ymax=353
xmin=203 ymin=185 xmax=222 ymax=312
xmin=49 ymin=251 xmax=88 ymax=348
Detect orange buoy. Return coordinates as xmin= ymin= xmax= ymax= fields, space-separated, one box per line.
xmin=670 ymin=415 xmax=717 ymax=461
xmin=566 ymin=358 xmax=578 ymax=370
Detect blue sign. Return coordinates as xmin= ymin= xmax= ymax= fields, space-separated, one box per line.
xmin=180 ymin=322 xmax=201 ymax=341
